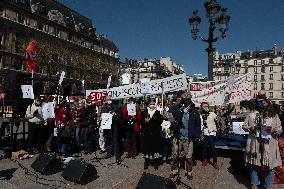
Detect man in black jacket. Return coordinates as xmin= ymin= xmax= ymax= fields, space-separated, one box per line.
xmin=169 ymin=92 xmax=201 ymax=180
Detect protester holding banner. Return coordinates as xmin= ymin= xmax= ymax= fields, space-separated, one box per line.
xmin=141 ymin=99 xmax=163 ymax=170
xmin=170 ymin=92 xmax=201 ymax=180
xmin=242 ymin=90 xmax=283 ymax=189
xmin=200 ymin=102 xmax=219 ymax=170
xmin=25 ymin=96 xmax=44 ymax=154
xmin=121 ymin=97 xmax=141 ymax=158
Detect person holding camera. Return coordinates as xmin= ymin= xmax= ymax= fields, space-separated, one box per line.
xmin=170 ymin=92 xmax=201 ymax=180
xmin=243 ymin=90 xmax=283 ymax=189
xmin=25 ymin=96 xmax=44 ymax=154
xmin=141 ymin=99 xmax=163 ymax=170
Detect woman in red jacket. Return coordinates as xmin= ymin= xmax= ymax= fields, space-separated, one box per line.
xmin=121 ymin=97 xmax=141 ymax=158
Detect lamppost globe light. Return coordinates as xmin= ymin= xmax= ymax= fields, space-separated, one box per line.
xmin=189 ymin=0 xmax=230 ymax=81
xmin=204 ymin=0 xmax=221 ymax=19
xmin=189 ymin=10 xmax=201 ymax=40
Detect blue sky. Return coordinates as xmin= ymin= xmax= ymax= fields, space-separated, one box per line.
xmin=61 ymin=0 xmax=284 ymax=76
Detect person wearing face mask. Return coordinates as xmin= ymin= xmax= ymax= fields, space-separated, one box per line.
xmin=25 ymin=96 xmax=44 ymax=154
xmin=121 ymin=97 xmax=141 ymax=158
xmin=170 ymin=92 xmax=201 ymax=180
xmin=243 ymin=90 xmax=283 ymax=189
xmin=101 ymin=96 xmax=120 ymax=162
xmin=200 ymin=102 xmax=219 ymax=169
xmin=141 ymin=99 xmax=163 ymax=170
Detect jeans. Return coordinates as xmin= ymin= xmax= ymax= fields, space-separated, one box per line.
xmin=250 ymin=165 xmax=274 ymax=187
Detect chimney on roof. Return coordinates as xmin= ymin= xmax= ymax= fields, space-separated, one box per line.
xmin=249 ymin=49 xmax=253 ymax=58
xmin=272 ymin=44 xmax=277 ymax=55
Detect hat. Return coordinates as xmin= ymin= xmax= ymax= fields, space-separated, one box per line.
xmin=181 ymin=92 xmax=192 ymax=99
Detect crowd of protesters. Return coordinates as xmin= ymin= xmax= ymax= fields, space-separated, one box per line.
xmin=1 ymin=88 xmax=283 ymax=189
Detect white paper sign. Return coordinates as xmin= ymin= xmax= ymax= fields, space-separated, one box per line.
xmin=127 ymin=103 xmax=136 ymax=116
xmin=122 ymin=73 xmax=131 ymax=85
xmin=54 ymin=128 xmax=58 ymax=137
xmin=232 ymin=122 xmax=249 ymax=135
xmin=101 ymin=113 xmax=113 ymax=129
xmin=189 ymin=73 xmax=253 ymax=106
xmin=21 ymin=85 xmax=34 ymax=99
xmin=42 ymin=102 xmax=55 ymax=120
xmin=140 ymin=78 xmax=151 ymax=94
xmin=256 ymin=125 xmax=272 ymax=139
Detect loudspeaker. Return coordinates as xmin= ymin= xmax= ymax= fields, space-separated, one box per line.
xmin=31 ymin=154 xmax=62 ymax=175
xmin=62 ymin=160 xmax=97 ymax=185
xmin=136 ymin=173 xmax=177 ymax=189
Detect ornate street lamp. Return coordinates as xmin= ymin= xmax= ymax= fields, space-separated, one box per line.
xmin=189 ymin=0 xmax=230 ymax=81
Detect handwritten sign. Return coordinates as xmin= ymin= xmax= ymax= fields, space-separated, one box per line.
xmin=101 ymin=113 xmax=113 ymax=129
xmin=189 ymin=73 xmax=253 ymax=106
xmin=127 ymin=103 xmax=136 ymax=116
xmin=42 ymin=102 xmax=55 ymax=120
xmin=21 ymin=85 xmax=34 ymax=99
xmin=87 ymin=74 xmax=187 ymax=100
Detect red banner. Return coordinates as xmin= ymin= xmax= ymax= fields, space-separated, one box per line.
xmin=25 ymin=39 xmax=38 ymax=72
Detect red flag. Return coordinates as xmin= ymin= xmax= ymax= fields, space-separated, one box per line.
xmin=25 ymin=39 xmax=38 ymax=72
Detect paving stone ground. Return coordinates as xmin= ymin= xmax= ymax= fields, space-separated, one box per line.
xmin=0 ymin=152 xmax=283 ymax=189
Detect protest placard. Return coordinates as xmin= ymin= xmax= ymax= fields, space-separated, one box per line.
xmin=101 ymin=113 xmax=113 ymax=129
xmin=127 ymin=103 xmax=136 ymax=116
xmin=21 ymin=85 xmax=34 ymax=99
xmin=86 ymin=74 xmax=187 ymax=100
xmin=188 ymin=73 xmax=252 ymax=106
xmin=42 ymin=102 xmax=55 ymax=120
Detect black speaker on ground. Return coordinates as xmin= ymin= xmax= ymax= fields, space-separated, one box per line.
xmin=31 ymin=153 xmax=62 ymax=175
xmin=62 ymin=159 xmax=97 ymax=185
xmin=136 ymin=173 xmax=177 ymax=189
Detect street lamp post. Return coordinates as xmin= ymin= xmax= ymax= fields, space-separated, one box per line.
xmin=189 ymin=0 xmax=230 ymax=81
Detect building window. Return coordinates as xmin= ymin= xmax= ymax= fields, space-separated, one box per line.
xmin=269 ymin=83 xmax=273 ymax=90
xmin=282 ymin=74 xmax=284 ymax=81
xmin=17 ymin=13 xmax=25 ymax=23
xmin=261 ymin=60 xmax=265 ymax=65
xmin=270 ymin=66 xmax=273 ymax=72
xmin=254 ymin=67 xmax=257 ymax=73
xmin=37 ymin=22 xmax=43 ymax=30
xmin=244 ymin=67 xmax=248 ymax=73
xmin=261 ymin=66 xmax=265 ymax=73
xmin=269 ymin=74 xmax=273 ymax=80
xmin=282 ymin=92 xmax=284 ymax=98
xmin=254 ymin=83 xmax=257 ymax=90
xmin=269 ymin=58 xmax=273 ymax=64
xmin=224 ymin=64 xmax=229 ymax=71
xmin=269 ymin=92 xmax=273 ymax=99
xmin=254 ymin=60 xmax=257 ymax=65
xmin=261 ymin=75 xmax=265 ymax=81
xmin=282 ymin=66 xmax=284 ymax=72
xmin=254 ymin=75 xmax=257 ymax=81
xmin=261 ymin=83 xmax=265 ymax=90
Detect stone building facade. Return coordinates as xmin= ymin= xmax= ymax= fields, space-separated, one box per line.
xmin=122 ymin=57 xmax=185 ymax=84
xmin=0 ymin=0 xmax=120 ymax=95
xmin=213 ymin=46 xmax=284 ymax=103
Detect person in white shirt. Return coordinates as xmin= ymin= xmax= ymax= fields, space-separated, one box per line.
xmin=200 ymin=102 xmax=219 ymax=169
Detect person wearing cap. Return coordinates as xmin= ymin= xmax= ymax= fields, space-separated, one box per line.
xmin=141 ymin=99 xmax=163 ymax=170
xmin=243 ymin=90 xmax=283 ymax=189
xmin=25 ymin=96 xmax=44 ymax=154
xmin=200 ymin=101 xmax=219 ymax=169
xmin=121 ymin=97 xmax=141 ymax=158
xmin=170 ymin=91 xmax=201 ymax=180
